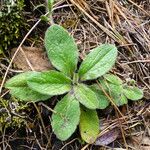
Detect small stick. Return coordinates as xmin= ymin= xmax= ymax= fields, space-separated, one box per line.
xmin=60 ymin=138 xmax=77 ymax=150
xmin=39 ymin=102 xmax=56 ymax=113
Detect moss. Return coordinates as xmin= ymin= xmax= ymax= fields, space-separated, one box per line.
xmin=0 ymin=0 xmax=26 ymax=52
xmin=0 ymin=97 xmax=29 ymax=132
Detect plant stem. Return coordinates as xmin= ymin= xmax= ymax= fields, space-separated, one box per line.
xmin=45 ymin=0 xmax=54 ymax=24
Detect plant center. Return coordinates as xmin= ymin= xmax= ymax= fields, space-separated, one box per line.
xmin=73 ymin=73 xmax=79 ymax=85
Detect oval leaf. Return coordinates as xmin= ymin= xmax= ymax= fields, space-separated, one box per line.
xmin=90 ymin=84 xmax=110 ymax=109
xmin=104 ymin=74 xmax=122 ymax=85
xmin=79 ymin=107 xmax=99 ymax=144
xmin=123 ymin=86 xmax=143 ymax=101
xmin=99 ymin=79 xmax=127 ymax=106
xmin=78 ymin=44 xmax=117 ymax=81
xmin=5 ymin=72 xmax=51 ymax=101
xmin=51 ymin=93 xmax=80 ymax=141
xmin=74 ymin=84 xmax=99 ymax=109
xmin=45 ymin=24 xmax=78 ymax=77
xmin=27 ymin=70 xmax=72 ymax=96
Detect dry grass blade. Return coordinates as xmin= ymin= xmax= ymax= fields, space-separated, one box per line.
xmin=69 ymin=0 xmax=126 ymax=43
xmin=127 ymin=0 xmax=150 ymax=16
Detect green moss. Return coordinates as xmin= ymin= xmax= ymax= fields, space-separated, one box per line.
xmin=0 ymin=0 xmax=26 ymax=52
xmin=0 ymin=97 xmax=29 ymax=132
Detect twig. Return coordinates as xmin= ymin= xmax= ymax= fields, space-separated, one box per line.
xmin=123 ymin=60 xmax=150 ymax=65
xmin=33 ymin=102 xmax=51 ymax=148
xmin=39 ymin=102 xmax=56 ymax=113
xmin=81 ymin=143 xmax=90 ymax=150
xmin=116 ymin=110 xmax=128 ymax=150
xmin=60 ymin=138 xmax=77 ymax=150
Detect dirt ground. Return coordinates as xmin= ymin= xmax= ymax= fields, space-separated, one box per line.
xmin=0 ymin=0 xmax=150 ymax=149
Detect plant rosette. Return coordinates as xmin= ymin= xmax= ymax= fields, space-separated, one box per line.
xmin=5 ymin=24 xmax=143 ymax=143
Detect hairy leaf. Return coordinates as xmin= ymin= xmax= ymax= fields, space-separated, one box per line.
xmin=27 ymin=70 xmax=72 ymax=96
xmin=5 ymin=72 xmax=51 ymax=101
xmin=45 ymin=24 xmax=78 ymax=77
xmin=104 ymin=74 xmax=122 ymax=85
xmin=78 ymin=44 xmax=117 ymax=81
xmin=90 ymin=84 xmax=110 ymax=109
xmin=123 ymin=86 xmax=143 ymax=101
xmin=79 ymin=107 xmax=99 ymax=144
xmin=51 ymin=93 xmax=80 ymax=141
xmin=74 ymin=84 xmax=99 ymax=109
xmin=99 ymin=79 xmax=127 ymax=106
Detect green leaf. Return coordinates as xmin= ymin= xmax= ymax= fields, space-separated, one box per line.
xmin=51 ymin=93 xmax=80 ymax=141
xmin=104 ymin=74 xmax=122 ymax=85
xmin=74 ymin=84 xmax=99 ymax=109
xmin=45 ymin=24 xmax=78 ymax=77
xmin=99 ymin=79 xmax=127 ymax=106
xmin=27 ymin=70 xmax=72 ymax=96
xmin=123 ymin=86 xmax=143 ymax=101
xmin=78 ymin=44 xmax=117 ymax=81
xmin=79 ymin=107 xmax=99 ymax=144
xmin=90 ymin=84 xmax=110 ymax=109
xmin=5 ymin=72 xmax=51 ymax=101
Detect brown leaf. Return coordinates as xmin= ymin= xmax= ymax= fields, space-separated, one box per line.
xmin=94 ymin=128 xmax=120 ymax=146
xmin=11 ymin=46 xmax=53 ymax=71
